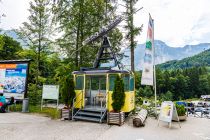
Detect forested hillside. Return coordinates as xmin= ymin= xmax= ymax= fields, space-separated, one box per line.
xmin=136 ymin=66 xmax=210 ymax=101
xmin=158 ymin=49 xmax=210 ymax=69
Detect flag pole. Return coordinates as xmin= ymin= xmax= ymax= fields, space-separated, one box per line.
xmin=152 ymin=18 xmax=157 ymax=118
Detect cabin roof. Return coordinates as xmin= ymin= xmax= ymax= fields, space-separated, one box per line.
xmin=72 ymin=69 xmax=130 ymax=75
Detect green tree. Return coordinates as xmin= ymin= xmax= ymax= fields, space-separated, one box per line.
xmin=134 ymin=71 xmax=141 ymax=90
xmin=175 ymin=74 xmax=188 ymax=100
xmin=61 ymin=75 xmax=76 ymax=108
xmin=135 ymin=88 xmax=143 ymax=105
xmin=0 ymin=34 xmax=23 ymax=60
xmin=52 ymin=0 xmax=122 ymax=68
xmin=143 ymin=86 xmax=153 ymax=98
xmin=163 ymin=70 xmax=171 ymax=93
xmin=161 ymin=91 xmax=173 ymax=101
xmin=123 ymin=0 xmax=142 ymax=72
xmin=199 ymin=75 xmax=210 ymax=95
xmin=112 ymin=75 xmax=125 ymax=112
xmin=188 ymin=67 xmax=200 ymax=98
xmin=18 ymin=0 xmax=53 ymax=91
xmin=156 ymin=68 xmax=164 ymax=95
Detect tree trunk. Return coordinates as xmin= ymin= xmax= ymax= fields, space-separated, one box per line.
xmin=75 ymin=23 xmax=80 ymax=68
xmin=79 ymin=0 xmax=84 ymax=66
xmin=130 ymin=1 xmax=135 ymax=72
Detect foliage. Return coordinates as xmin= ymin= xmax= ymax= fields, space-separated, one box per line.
xmin=136 ymin=66 xmax=210 ymax=102
xmin=158 ymin=49 xmax=210 ymax=69
xmin=0 ymin=34 xmax=23 ymax=60
xmin=142 ymin=86 xmax=153 ymax=98
xmin=27 ymin=84 xmax=42 ymax=105
xmin=29 ymin=106 xmax=61 ymax=119
xmin=112 ymin=75 xmax=125 ymax=112
xmin=52 ymin=0 xmax=123 ymax=68
xmin=175 ymin=104 xmax=186 ymax=116
xmin=17 ymin=0 xmax=53 ymax=92
xmin=160 ymin=91 xmax=173 ymax=101
xmin=134 ymin=71 xmax=141 ymax=90
xmin=8 ymin=104 xmax=60 ymax=119
xmin=135 ymin=89 xmax=143 ymax=105
xmin=123 ymin=0 xmax=143 ymax=71
xmin=61 ymin=75 xmax=76 ymax=108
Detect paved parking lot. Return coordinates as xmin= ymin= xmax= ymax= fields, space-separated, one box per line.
xmin=0 ymin=113 xmax=210 ymax=140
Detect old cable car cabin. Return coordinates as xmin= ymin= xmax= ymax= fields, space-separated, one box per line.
xmin=72 ymin=69 xmax=135 ymax=113
xmin=71 ymin=17 xmax=135 ymax=122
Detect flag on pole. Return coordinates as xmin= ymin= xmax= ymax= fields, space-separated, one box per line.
xmin=141 ymin=14 xmax=154 ymax=86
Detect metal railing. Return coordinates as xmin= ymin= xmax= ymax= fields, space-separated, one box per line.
xmin=72 ymin=91 xmax=83 ymax=120
xmin=100 ymin=94 xmax=107 ymax=123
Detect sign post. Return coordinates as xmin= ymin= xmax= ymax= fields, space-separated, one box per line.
xmin=158 ymin=101 xmax=181 ymax=128
xmin=41 ymin=85 xmax=59 ymax=110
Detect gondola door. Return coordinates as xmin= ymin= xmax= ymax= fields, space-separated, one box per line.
xmin=85 ymin=75 xmax=106 ymax=107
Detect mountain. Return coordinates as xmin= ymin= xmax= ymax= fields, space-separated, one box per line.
xmin=158 ymin=48 xmax=210 ymax=69
xmin=123 ymin=40 xmax=210 ymax=70
xmin=1 ymin=30 xmax=210 ymax=70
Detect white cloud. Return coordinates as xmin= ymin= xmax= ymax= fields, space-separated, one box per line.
xmin=1 ymin=0 xmax=210 ymax=47
xmin=134 ymin=0 xmax=210 ymax=47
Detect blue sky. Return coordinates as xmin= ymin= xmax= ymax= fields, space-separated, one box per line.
xmin=0 ymin=0 xmax=210 ymax=47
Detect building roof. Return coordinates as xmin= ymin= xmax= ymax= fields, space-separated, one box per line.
xmin=0 ymin=59 xmax=31 ymax=64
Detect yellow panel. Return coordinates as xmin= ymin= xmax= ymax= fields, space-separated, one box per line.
xmin=74 ymin=90 xmax=85 ymax=108
xmin=107 ymin=91 xmax=135 ymax=112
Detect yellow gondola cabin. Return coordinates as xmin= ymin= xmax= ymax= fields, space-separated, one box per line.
xmin=72 ymin=69 xmax=135 ymax=113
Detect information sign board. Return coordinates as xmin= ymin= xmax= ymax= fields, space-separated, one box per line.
xmin=41 ymin=85 xmax=59 ymax=110
xmin=42 ymin=85 xmax=59 ymax=100
xmin=0 ymin=63 xmax=29 ymax=99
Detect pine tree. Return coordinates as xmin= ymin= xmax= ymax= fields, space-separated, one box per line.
xmin=18 ymin=0 xmax=53 ymax=90
xmin=62 ymin=75 xmax=76 ymax=108
xmin=123 ymin=0 xmax=142 ymax=72
xmin=112 ymin=75 xmax=125 ymax=112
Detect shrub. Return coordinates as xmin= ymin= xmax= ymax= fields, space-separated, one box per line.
xmin=111 ymin=75 xmax=125 ymax=112
xmin=161 ymin=91 xmax=173 ymax=101
xmin=176 ymin=104 xmax=186 ymax=116
xmin=28 ymin=84 xmax=42 ymax=105
xmin=61 ymin=75 xmax=76 ymax=108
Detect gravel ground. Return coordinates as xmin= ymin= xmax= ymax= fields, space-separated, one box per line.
xmin=0 ymin=113 xmax=210 ymax=140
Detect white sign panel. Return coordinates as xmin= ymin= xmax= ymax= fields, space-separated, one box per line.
xmin=42 ymin=85 xmax=59 ymax=100
xmin=158 ymin=101 xmax=180 ymax=128
xmin=159 ymin=101 xmax=174 ymax=123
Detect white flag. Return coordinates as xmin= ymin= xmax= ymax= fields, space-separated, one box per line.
xmin=141 ymin=14 xmax=154 ymax=86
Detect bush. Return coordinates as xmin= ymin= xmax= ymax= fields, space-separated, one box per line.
xmin=161 ymin=91 xmax=173 ymax=101
xmin=142 ymin=86 xmax=153 ymax=98
xmin=28 ymin=84 xmax=42 ymax=105
xmin=61 ymin=75 xmax=76 ymax=108
xmin=176 ymin=104 xmax=186 ymax=116
xmin=111 ymin=75 xmax=125 ymax=112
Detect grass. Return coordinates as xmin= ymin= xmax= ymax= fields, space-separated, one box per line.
xmin=9 ymin=104 xmax=61 ymax=119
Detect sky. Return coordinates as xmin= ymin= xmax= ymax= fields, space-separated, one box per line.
xmin=0 ymin=0 xmax=210 ymax=47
